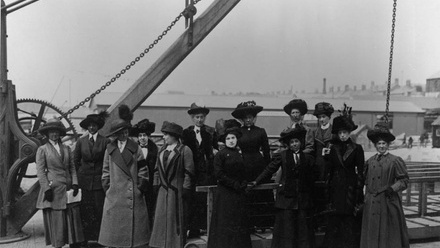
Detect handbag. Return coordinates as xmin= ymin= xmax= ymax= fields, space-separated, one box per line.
xmin=66 ymin=189 xmax=82 ymax=204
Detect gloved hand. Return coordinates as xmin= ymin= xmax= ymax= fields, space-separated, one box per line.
xmin=246 ymin=181 xmax=257 ymax=193
xmin=44 ymin=188 xmax=54 ymax=202
xmin=72 ymin=185 xmax=79 ymax=197
xmin=384 ymin=186 xmax=394 ymax=198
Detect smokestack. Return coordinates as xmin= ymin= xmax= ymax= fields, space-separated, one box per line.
xmin=329 ymin=86 xmax=334 ymax=93
xmin=323 ymin=78 xmax=327 ymax=94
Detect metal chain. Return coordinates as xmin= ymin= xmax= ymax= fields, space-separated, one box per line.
xmin=384 ymin=0 xmax=397 ymax=123
xmin=62 ymin=0 xmax=202 ymax=117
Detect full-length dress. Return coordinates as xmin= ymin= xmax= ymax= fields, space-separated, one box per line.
xmin=207 ymin=147 xmax=252 ymax=248
xmin=238 ymin=125 xmax=274 ymax=228
xmin=149 ymin=143 xmax=194 ymax=248
xmin=98 ymin=139 xmax=150 ymax=248
xmin=36 ymin=141 xmax=84 ymax=247
xmin=325 ymin=138 xmax=364 ymax=248
xmin=360 ymin=153 xmax=409 ymax=248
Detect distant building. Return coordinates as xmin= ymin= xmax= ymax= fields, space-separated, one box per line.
xmin=426 ymin=71 xmax=440 ymax=92
xmin=90 ymin=92 xmax=425 ymax=137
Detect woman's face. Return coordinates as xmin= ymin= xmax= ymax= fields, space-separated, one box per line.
xmin=47 ymin=130 xmax=60 ymax=141
xmin=242 ymin=114 xmax=256 ymax=127
xmin=375 ymin=140 xmax=389 ymax=154
xmin=225 ymin=134 xmax=238 ymax=148
xmin=138 ymin=132 xmax=149 ymax=146
xmin=87 ymin=122 xmax=99 ymax=135
xmin=116 ymin=129 xmax=129 ymax=142
xmin=318 ymin=114 xmax=330 ymax=126
xmin=163 ymin=132 xmax=178 ymax=145
xmin=288 ymin=138 xmax=301 ymax=152
xmin=338 ymin=130 xmax=350 ymax=142
xmin=290 ymin=108 xmax=302 ymax=123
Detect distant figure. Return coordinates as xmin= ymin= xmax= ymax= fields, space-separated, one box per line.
xmin=408 ymin=137 xmax=413 ymax=148
xmin=283 ymin=99 xmax=314 ymax=154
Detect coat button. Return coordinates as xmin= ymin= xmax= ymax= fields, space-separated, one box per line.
xmin=129 ymin=188 xmax=132 ymax=191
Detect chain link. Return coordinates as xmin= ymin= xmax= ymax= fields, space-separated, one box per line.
xmin=384 ymin=0 xmax=397 ymax=123
xmin=62 ymin=0 xmax=202 ymax=117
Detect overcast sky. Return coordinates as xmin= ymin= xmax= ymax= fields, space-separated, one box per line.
xmin=5 ymin=0 xmax=440 ymax=108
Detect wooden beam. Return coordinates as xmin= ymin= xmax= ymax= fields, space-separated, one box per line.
xmin=6 ymin=182 xmax=39 ymax=235
xmin=101 ymin=0 xmax=241 ymax=134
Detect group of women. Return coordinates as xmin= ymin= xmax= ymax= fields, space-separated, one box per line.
xmin=35 ymin=99 xmax=410 ymax=248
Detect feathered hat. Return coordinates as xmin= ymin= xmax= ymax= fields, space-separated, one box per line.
xmin=130 ymin=119 xmax=156 ymax=137
xmin=79 ymin=110 xmax=109 ymax=130
xmin=331 ymin=103 xmax=358 ymax=134
xmin=283 ymin=99 xmax=308 ymax=116
xmin=313 ymin=102 xmax=334 ymax=117
xmin=38 ymin=118 xmax=67 ymax=137
xmin=231 ymin=100 xmax=263 ymax=119
xmin=187 ymin=102 xmax=210 ymax=115
xmin=107 ymin=104 xmax=133 ymax=137
xmin=367 ymin=122 xmax=396 ymax=143
xmin=279 ymin=126 xmax=307 ymax=145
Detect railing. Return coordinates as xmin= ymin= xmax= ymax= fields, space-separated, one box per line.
xmin=195 ymin=183 xmax=278 ymax=234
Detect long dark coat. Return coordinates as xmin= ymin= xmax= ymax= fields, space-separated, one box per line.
xmin=256 ymin=150 xmax=315 ymax=248
xmin=98 ymin=139 xmax=150 ymax=248
xmin=182 ymin=125 xmax=217 ymax=185
xmin=74 ymin=133 xmax=109 ymax=190
xmin=361 ymin=153 xmax=409 ymax=248
xmin=325 ymin=138 xmax=364 ymax=248
xmin=207 ymin=147 xmax=252 ymax=248
xmin=74 ymin=133 xmax=109 ymax=240
xmin=149 ymin=143 xmax=194 ymax=248
xmin=312 ymin=125 xmax=334 ymax=181
xmin=139 ymin=139 xmax=158 ymax=228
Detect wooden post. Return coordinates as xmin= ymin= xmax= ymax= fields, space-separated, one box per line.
xmin=100 ymin=0 xmax=241 ymax=134
xmin=207 ymin=186 xmax=215 ymax=235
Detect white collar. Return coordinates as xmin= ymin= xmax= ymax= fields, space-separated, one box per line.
xmin=89 ymin=133 xmax=98 ymax=140
xmin=321 ymin=123 xmax=330 ymax=130
xmin=49 ymin=139 xmax=59 ymax=146
xmin=166 ymin=143 xmax=177 ymax=151
xmin=194 ymin=126 xmax=201 ymax=131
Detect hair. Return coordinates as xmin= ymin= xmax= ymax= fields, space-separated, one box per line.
xmin=373 ymin=137 xmax=391 ymax=145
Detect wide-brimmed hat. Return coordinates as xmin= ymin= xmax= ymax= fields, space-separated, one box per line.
xmin=367 ymin=122 xmax=396 ymax=143
xmin=224 ymin=126 xmax=242 ymax=139
xmin=130 ymin=119 xmax=156 ymax=136
xmin=38 ymin=118 xmax=67 ymax=136
xmin=283 ymin=99 xmax=308 ymax=116
xmin=187 ymin=103 xmax=210 ymax=115
xmin=279 ymin=127 xmax=307 ymax=144
xmin=313 ymin=102 xmax=334 ymax=117
xmin=79 ymin=111 xmax=109 ymax=130
xmin=231 ymin=100 xmax=263 ymax=119
xmin=106 ymin=104 xmax=133 ymax=137
xmin=331 ymin=104 xmax=357 ymax=134
xmin=161 ymin=121 xmax=183 ymax=138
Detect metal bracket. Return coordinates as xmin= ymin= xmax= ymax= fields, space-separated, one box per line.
xmin=183 ymin=0 xmax=197 ymax=46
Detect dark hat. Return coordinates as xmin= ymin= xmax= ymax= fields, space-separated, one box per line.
xmin=367 ymin=122 xmax=396 ymax=143
xmin=38 ymin=118 xmax=67 ymax=136
xmin=231 ymin=100 xmax=263 ymax=119
xmin=279 ymin=127 xmax=307 ymax=144
xmin=79 ymin=111 xmax=109 ymax=130
xmin=161 ymin=121 xmax=183 ymax=138
xmin=130 ymin=119 xmax=156 ymax=137
xmin=313 ymin=102 xmax=334 ymax=117
xmin=224 ymin=126 xmax=242 ymax=139
xmin=331 ymin=103 xmax=357 ymax=134
xmin=107 ymin=104 xmax=133 ymax=137
xmin=283 ymin=99 xmax=308 ymax=116
xmin=216 ymin=118 xmax=242 ymax=143
xmin=187 ymin=103 xmax=210 ymax=115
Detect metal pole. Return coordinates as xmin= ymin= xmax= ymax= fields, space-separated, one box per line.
xmin=6 ymin=0 xmax=40 ymax=14
xmin=1 ymin=0 xmax=26 ymax=10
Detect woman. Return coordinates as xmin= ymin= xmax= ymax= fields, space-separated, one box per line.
xmin=361 ymin=123 xmax=409 ymax=248
xmin=207 ymin=126 xmax=252 ymax=248
xmin=130 ymin=118 xmax=158 ymax=228
xmin=36 ymin=118 xmax=84 ymax=248
xmin=323 ymin=105 xmax=364 ymax=248
xmin=98 ymin=105 xmax=150 ymax=248
xmin=249 ymin=126 xmax=315 ymax=248
xmin=231 ymin=101 xmax=273 ymax=229
xmin=149 ymin=121 xmax=195 ymax=248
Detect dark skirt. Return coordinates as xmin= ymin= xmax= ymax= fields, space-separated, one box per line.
xmin=43 ymin=203 xmax=84 ymax=247
xmin=325 ymin=214 xmax=361 ymax=248
xmin=207 ymin=185 xmax=251 ymax=248
xmin=271 ymin=208 xmax=314 ymax=248
xmin=79 ymin=189 xmax=105 ymax=241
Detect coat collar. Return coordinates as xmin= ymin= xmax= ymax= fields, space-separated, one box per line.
xmin=107 ymin=139 xmax=138 ymax=176
xmin=315 ymin=124 xmax=333 ymax=145
xmin=334 ymin=139 xmax=357 ymax=165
